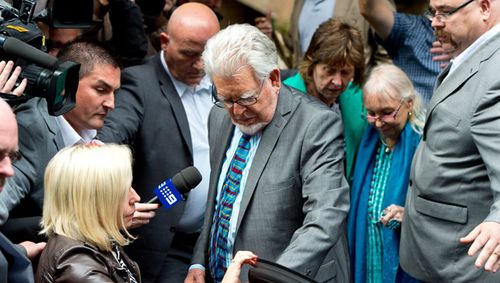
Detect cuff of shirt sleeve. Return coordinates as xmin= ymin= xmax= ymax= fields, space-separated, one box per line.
xmin=189 ymin=264 xmax=205 ymax=272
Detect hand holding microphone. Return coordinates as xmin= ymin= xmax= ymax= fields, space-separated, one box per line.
xmin=128 ymin=202 xmax=160 ymax=229
xmin=147 ymin=166 xmax=202 ymax=207
xmin=128 ymin=166 xmax=202 ymax=229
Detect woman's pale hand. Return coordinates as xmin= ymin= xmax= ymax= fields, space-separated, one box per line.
xmin=222 ymin=251 xmax=258 ymax=283
xmin=380 ymin=204 xmax=404 ymax=227
xmin=127 ymin=202 xmax=160 ymax=229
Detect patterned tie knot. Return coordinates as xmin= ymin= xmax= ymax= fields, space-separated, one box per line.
xmin=238 ymin=134 xmax=251 ymax=150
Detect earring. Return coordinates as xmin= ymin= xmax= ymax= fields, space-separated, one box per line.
xmin=408 ymin=111 xmax=412 ymax=116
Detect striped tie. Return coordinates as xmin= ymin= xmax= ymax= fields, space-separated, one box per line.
xmin=209 ymin=134 xmax=251 ymax=283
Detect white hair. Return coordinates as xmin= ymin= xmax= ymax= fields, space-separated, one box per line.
xmin=203 ymin=24 xmax=279 ymax=81
xmin=363 ymin=64 xmax=426 ymax=133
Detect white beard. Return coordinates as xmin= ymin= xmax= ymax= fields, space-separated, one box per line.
xmin=234 ymin=121 xmax=268 ymax=136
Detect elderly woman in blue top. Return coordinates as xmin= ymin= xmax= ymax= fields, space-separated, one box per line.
xmin=347 ymin=64 xmax=424 ymax=283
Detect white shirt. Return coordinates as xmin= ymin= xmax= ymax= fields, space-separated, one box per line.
xmin=56 ymin=116 xmax=96 ymax=146
xmin=161 ymin=52 xmax=213 ymax=233
xmin=215 ymin=128 xmax=261 ymax=267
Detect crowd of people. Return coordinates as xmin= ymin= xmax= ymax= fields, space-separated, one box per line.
xmin=1 ymin=0 xmax=500 ymax=282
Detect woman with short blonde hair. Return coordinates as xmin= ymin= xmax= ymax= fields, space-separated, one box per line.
xmin=37 ymin=144 xmax=141 ymax=282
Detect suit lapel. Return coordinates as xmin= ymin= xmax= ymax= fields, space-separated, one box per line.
xmin=154 ymin=55 xmax=193 ymax=155
xmin=39 ymin=99 xmax=65 ymax=149
xmin=207 ymin=109 xmax=234 ymax=223
xmin=427 ymin=62 xmax=477 ymax=116
xmin=236 ymin=86 xmax=297 ymax=230
xmin=211 ymin=112 xmax=234 ymax=198
xmin=433 ymin=61 xmax=452 ymax=89
xmin=52 ymin=124 xmax=65 ymax=149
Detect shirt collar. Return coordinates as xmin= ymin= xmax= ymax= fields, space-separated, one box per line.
xmin=160 ymin=51 xmax=212 ymax=98
xmin=450 ymin=23 xmax=500 ymax=75
xmin=56 ymin=116 xmax=96 ymax=146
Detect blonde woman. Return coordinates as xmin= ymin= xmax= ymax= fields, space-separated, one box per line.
xmin=36 ymin=144 xmax=141 ymax=283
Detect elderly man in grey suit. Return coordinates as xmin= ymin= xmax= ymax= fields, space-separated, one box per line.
xmin=400 ymin=0 xmax=500 ymax=281
xmin=185 ymin=24 xmax=351 ymax=283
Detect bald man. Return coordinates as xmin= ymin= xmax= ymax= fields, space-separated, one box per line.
xmin=0 ymin=101 xmax=17 ymax=202
xmin=0 ymin=66 xmax=44 ymax=283
xmin=97 ymin=3 xmax=220 ymax=283
xmin=0 ymin=100 xmax=32 ymax=283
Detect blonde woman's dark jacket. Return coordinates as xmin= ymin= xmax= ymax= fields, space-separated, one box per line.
xmin=36 ymin=234 xmax=140 ymax=283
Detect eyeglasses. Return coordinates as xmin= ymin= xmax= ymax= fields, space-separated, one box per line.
xmin=212 ymin=77 xmax=267 ymax=108
xmin=362 ymin=99 xmax=405 ymax=123
xmin=425 ymin=0 xmax=475 ymax=22
xmin=0 ymin=150 xmax=21 ymax=163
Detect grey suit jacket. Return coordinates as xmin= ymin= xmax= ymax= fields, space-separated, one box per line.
xmin=97 ymin=54 xmax=194 ymax=283
xmin=0 ymin=98 xmax=63 ymax=242
xmin=192 ymin=86 xmax=351 ymax=283
xmin=400 ymin=32 xmax=500 ymax=282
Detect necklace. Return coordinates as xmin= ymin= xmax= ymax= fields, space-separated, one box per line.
xmin=379 ymin=137 xmax=394 ymax=153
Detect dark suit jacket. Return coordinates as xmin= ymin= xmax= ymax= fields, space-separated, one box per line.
xmin=97 ymin=54 xmax=194 ymax=282
xmin=401 ymin=32 xmax=500 ymax=282
xmin=0 ymin=98 xmax=62 ymax=243
xmin=192 ymin=86 xmax=351 ymax=283
xmin=0 ymin=232 xmax=33 ymax=283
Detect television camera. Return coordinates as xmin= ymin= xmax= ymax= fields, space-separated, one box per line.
xmin=0 ymin=0 xmax=92 ymax=115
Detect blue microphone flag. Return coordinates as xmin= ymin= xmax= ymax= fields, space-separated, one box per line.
xmin=154 ymin=179 xmax=184 ymax=209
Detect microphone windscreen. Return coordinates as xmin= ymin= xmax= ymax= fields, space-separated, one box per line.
xmin=2 ymin=36 xmax=58 ymax=68
xmin=171 ymin=166 xmax=202 ymax=193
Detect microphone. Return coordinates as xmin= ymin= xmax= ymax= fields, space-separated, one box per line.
xmin=147 ymin=166 xmax=202 ymax=209
xmin=0 ymin=35 xmax=58 ymax=69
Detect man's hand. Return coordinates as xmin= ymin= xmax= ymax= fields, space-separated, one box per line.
xmin=127 ymin=202 xmax=160 ymax=229
xmin=185 ymin=268 xmax=205 ymax=283
xmin=460 ymin=221 xmax=500 ymax=272
xmin=18 ymin=241 xmax=46 ymax=261
xmin=430 ymin=40 xmax=453 ymax=69
xmin=254 ymin=10 xmax=273 ymax=39
xmin=0 ymin=60 xmax=27 ymax=96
